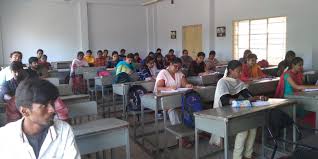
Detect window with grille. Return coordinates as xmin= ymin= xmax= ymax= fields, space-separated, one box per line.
xmin=233 ymin=17 xmax=287 ymax=65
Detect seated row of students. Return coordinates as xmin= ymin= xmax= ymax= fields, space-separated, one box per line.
xmin=0 ymin=51 xmax=69 ymax=123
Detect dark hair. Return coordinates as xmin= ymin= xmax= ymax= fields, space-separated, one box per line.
xmin=285 ymin=50 xmax=296 ymax=59
xmin=227 ymin=60 xmax=242 ymax=76
xmin=143 ymin=56 xmax=155 ymax=67
xmin=37 ymin=49 xmax=43 ymax=54
xmin=182 ymin=50 xmax=188 ymax=54
xmin=243 ymin=49 xmax=252 ymax=57
xmin=155 ymin=53 xmax=163 ymax=60
xmin=77 ymin=51 xmax=84 ymax=57
xmin=103 ymin=49 xmax=108 ymax=53
xmin=28 ymin=57 xmax=38 ymax=64
xmin=209 ymin=50 xmax=216 ymax=56
xmin=148 ymin=52 xmax=154 ymax=56
xmin=247 ymin=53 xmax=257 ymax=60
xmin=290 ymin=57 xmax=303 ymax=69
xmin=156 ymin=48 xmax=161 ymax=52
xmin=10 ymin=61 xmax=23 ymax=72
xmin=112 ymin=51 xmax=118 ymax=56
xmin=15 ymin=78 xmax=59 ymax=109
xmin=42 ymin=54 xmax=47 ymax=59
xmin=197 ymin=52 xmax=205 ymax=57
xmin=126 ymin=53 xmax=134 ymax=59
xmin=120 ymin=49 xmax=126 ymax=53
xmin=86 ymin=50 xmax=92 ymax=54
xmin=170 ymin=57 xmax=182 ymax=65
xmin=10 ymin=51 xmax=23 ymax=58
xmin=169 ymin=49 xmax=174 ymax=53
xmin=134 ymin=52 xmax=139 ymax=56
xmin=97 ymin=50 xmax=103 ymax=55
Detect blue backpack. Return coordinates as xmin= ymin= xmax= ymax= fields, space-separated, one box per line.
xmin=182 ymin=90 xmax=203 ymax=128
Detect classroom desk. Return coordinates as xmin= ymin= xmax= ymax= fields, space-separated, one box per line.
xmin=194 ymin=98 xmax=296 ymax=159
xmin=60 ymin=94 xmax=90 ymax=105
xmin=248 ymin=77 xmax=279 ymax=96
xmin=187 ymin=73 xmax=222 ymax=86
xmin=262 ymin=66 xmax=277 ymax=76
xmin=48 ymin=69 xmax=70 ymax=84
xmin=285 ymin=91 xmax=318 ymax=128
xmin=140 ymin=86 xmax=216 ymax=156
xmin=215 ymin=65 xmax=227 ymax=73
xmin=73 ymin=118 xmax=130 ymax=159
xmin=112 ymin=81 xmax=155 ymax=118
xmin=140 ymin=91 xmax=184 ymax=156
xmin=304 ymin=70 xmax=318 ymax=84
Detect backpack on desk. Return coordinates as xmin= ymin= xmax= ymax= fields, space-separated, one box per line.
xmin=182 ymin=90 xmax=203 ymax=128
xmin=127 ymin=85 xmax=147 ymax=111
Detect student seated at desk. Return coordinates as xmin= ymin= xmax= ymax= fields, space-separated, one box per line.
xmin=180 ymin=49 xmax=193 ymax=69
xmin=0 ymin=51 xmax=23 ymax=88
xmin=240 ymin=53 xmax=267 ymax=82
xmin=205 ymin=50 xmax=219 ymax=72
xmin=36 ymin=49 xmax=44 ymax=60
xmin=116 ymin=53 xmax=135 ymax=75
xmin=239 ymin=49 xmax=252 ymax=64
xmin=71 ymin=51 xmax=89 ymax=93
xmin=212 ymin=60 xmax=267 ymax=159
xmin=95 ymin=50 xmax=106 ymax=67
xmin=133 ymin=52 xmax=142 ymax=63
xmin=155 ymin=52 xmax=165 ymax=70
xmin=119 ymin=49 xmax=126 ymax=61
xmin=164 ymin=49 xmax=177 ymax=67
xmin=107 ymin=51 xmax=120 ymax=68
xmin=27 ymin=57 xmax=48 ymax=78
xmin=140 ymin=56 xmax=156 ymax=81
xmin=276 ymin=50 xmax=296 ymax=77
xmin=188 ymin=52 xmax=206 ymax=76
xmin=154 ymin=57 xmax=193 ymax=147
xmin=84 ymin=50 xmax=95 ymax=67
xmin=0 ymin=62 xmax=27 ymax=122
xmin=275 ymin=57 xmax=318 ymax=127
xmin=38 ymin=54 xmax=52 ymax=70
xmin=0 ymin=78 xmax=79 ymax=158
xmin=275 ymin=57 xmax=318 ymax=97
xmin=103 ymin=49 xmax=112 ymax=62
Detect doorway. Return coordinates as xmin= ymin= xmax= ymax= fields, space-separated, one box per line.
xmin=182 ymin=24 xmax=202 ymax=58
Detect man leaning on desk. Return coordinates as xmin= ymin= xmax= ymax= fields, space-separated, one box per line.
xmin=0 ymin=78 xmax=80 ymax=159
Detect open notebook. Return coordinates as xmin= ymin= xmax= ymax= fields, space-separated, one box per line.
xmin=160 ymin=88 xmax=192 ymax=94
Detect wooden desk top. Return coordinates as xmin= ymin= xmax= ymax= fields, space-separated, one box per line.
xmin=194 ymin=98 xmax=296 ymax=121
xmin=73 ymin=118 xmax=129 ymax=136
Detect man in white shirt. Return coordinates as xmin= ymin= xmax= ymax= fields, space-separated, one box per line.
xmin=0 ymin=78 xmax=80 ymax=159
xmin=0 ymin=51 xmax=23 ymax=88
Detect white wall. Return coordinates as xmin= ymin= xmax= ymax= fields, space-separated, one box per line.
xmin=146 ymin=0 xmax=212 ymax=57
xmin=87 ymin=2 xmax=147 ymax=57
xmin=0 ymin=0 xmax=80 ymax=65
xmin=214 ymin=0 xmax=317 ymax=69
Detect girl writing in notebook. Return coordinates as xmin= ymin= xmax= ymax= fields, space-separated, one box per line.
xmin=275 ymin=57 xmax=318 ymax=97
xmin=211 ymin=60 xmax=267 ymax=159
xmin=275 ymin=57 xmax=318 ymax=128
xmin=154 ymin=57 xmax=193 ymax=147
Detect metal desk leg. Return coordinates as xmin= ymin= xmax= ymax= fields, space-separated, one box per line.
xmin=162 ymin=109 xmax=168 ymax=156
xmin=293 ymin=103 xmax=296 ymax=150
xmin=125 ymin=128 xmax=131 ymax=159
xmin=154 ymin=99 xmax=159 ymax=157
xmin=224 ymin=123 xmax=229 ymax=159
xmin=141 ymin=100 xmax=145 ymax=145
xmin=195 ymin=128 xmax=199 ymax=159
xmin=262 ymin=126 xmax=265 ymax=157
